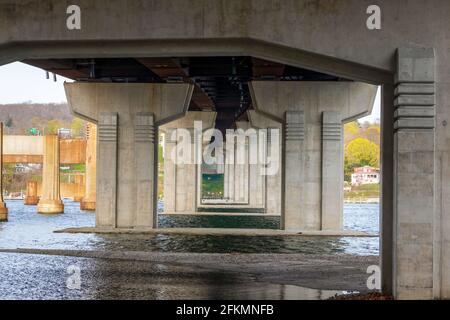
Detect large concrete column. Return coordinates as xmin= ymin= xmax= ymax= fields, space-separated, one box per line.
xmin=134 ymin=112 xmax=156 ymax=226
xmin=24 ymin=181 xmax=39 ymax=205
xmin=96 ymin=113 xmax=118 ymax=227
xmin=81 ymin=122 xmax=97 ymax=211
xmin=393 ymin=48 xmax=436 ymax=299
xmin=250 ymin=81 xmax=377 ymax=230
xmin=0 ymin=123 xmax=7 ymax=221
xmin=65 ymin=83 xmax=193 ymax=228
xmin=37 ymin=135 xmax=64 ymax=214
xmin=160 ymin=111 xmax=216 ymax=214
xmin=321 ymin=112 xmax=343 ymax=230
xmin=284 ymin=111 xmax=306 ymax=229
xmin=248 ymin=110 xmax=282 ymax=215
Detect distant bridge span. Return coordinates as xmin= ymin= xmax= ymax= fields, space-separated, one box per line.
xmin=2 ymin=136 xmax=86 ymax=164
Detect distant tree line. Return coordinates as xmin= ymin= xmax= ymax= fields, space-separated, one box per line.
xmin=0 ymin=103 xmax=86 ymax=138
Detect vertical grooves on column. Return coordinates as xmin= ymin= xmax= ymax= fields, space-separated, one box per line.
xmin=134 ymin=112 xmax=155 ymax=228
xmin=283 ymin=111 xmax=305 ymax=230
xmin=321 ymin=111 xmax=343 ymax=231
xmin=98 ymin=112 xmax=118 ymax=228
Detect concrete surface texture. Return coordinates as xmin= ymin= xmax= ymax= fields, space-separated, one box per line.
xmin=1 ymin=0 xmax=450 ymax=299
xmin=393 ymin=48 xmax=436 ymax=299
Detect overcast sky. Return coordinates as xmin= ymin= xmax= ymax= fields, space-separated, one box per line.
xmin=0 ymin=62 xmax=72 ymax=103
xmin=0 ymin=62 xmax=380 ymax=122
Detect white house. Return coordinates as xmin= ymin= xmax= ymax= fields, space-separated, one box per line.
xmin=351 ymin=166 xmax=380 ymax=186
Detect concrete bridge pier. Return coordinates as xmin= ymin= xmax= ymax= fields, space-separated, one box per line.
xmin=160 ymin=111 xmax=216 ymax=214
xmin=65 ymin=83 xmax=193 ymax=228
xmin=0 ymin=123 xmax=7 ymax=221
xmin=37 ymin=135 xmax=64 ymax=214
xmin=321 ymin=112 xmax=344 ymax=230
xmin=80 ymin=123 xmax=97 ymax=211
xmin=222 ymin=124 xmax=254 ymax=206
xmin=235 ymin=121 xmax=266 ymax=209
xmin=250 ymin=81 xmax=378 ymax=231
xmin=248 ymin=111 xmax=282 ymax=215
xmin=24 ymin=181 xmax=39 ymax=205
xmin=393 ymin=48 xmax=436 ymax=299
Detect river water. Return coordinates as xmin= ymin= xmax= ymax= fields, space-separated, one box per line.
xmin=0 ymin=200 xmax=379 ymax=256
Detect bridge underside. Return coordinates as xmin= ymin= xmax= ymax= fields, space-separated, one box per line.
xmin=0 ymin=44 xmax=436 ymax=299
xmin=23 ymin=57 xmax=348 ymax=132
xmin=37 ymin=54 xmax=375 ymax=232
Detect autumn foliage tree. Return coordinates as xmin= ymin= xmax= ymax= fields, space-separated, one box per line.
xmin=344 ymin=121 xmax=380 ymax=181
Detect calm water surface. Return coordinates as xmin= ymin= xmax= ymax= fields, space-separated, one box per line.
xmin=0 ymin=200 xmax=379 ymax=255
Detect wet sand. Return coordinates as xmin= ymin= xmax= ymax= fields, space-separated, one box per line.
xmin=0 ymin=249 xmax=378 ymax=300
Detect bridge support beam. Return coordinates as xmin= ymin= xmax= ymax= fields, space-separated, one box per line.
xmin=81 ymin=123 xmax=97 ymax=211
xmin=160 ymin=111 xmax=216 ymax=214
xmin=250 ymin=81 xmax=377 ymax=230
xmin=24 ymin=181 xmax=39 ymax=205
xmin=65 ymin=83 xmax=193 ymax=228
xmin=37 ymin=135 xmax=64 ymax=214
xmin=0 ymin=123 xmax=7 ymax=221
